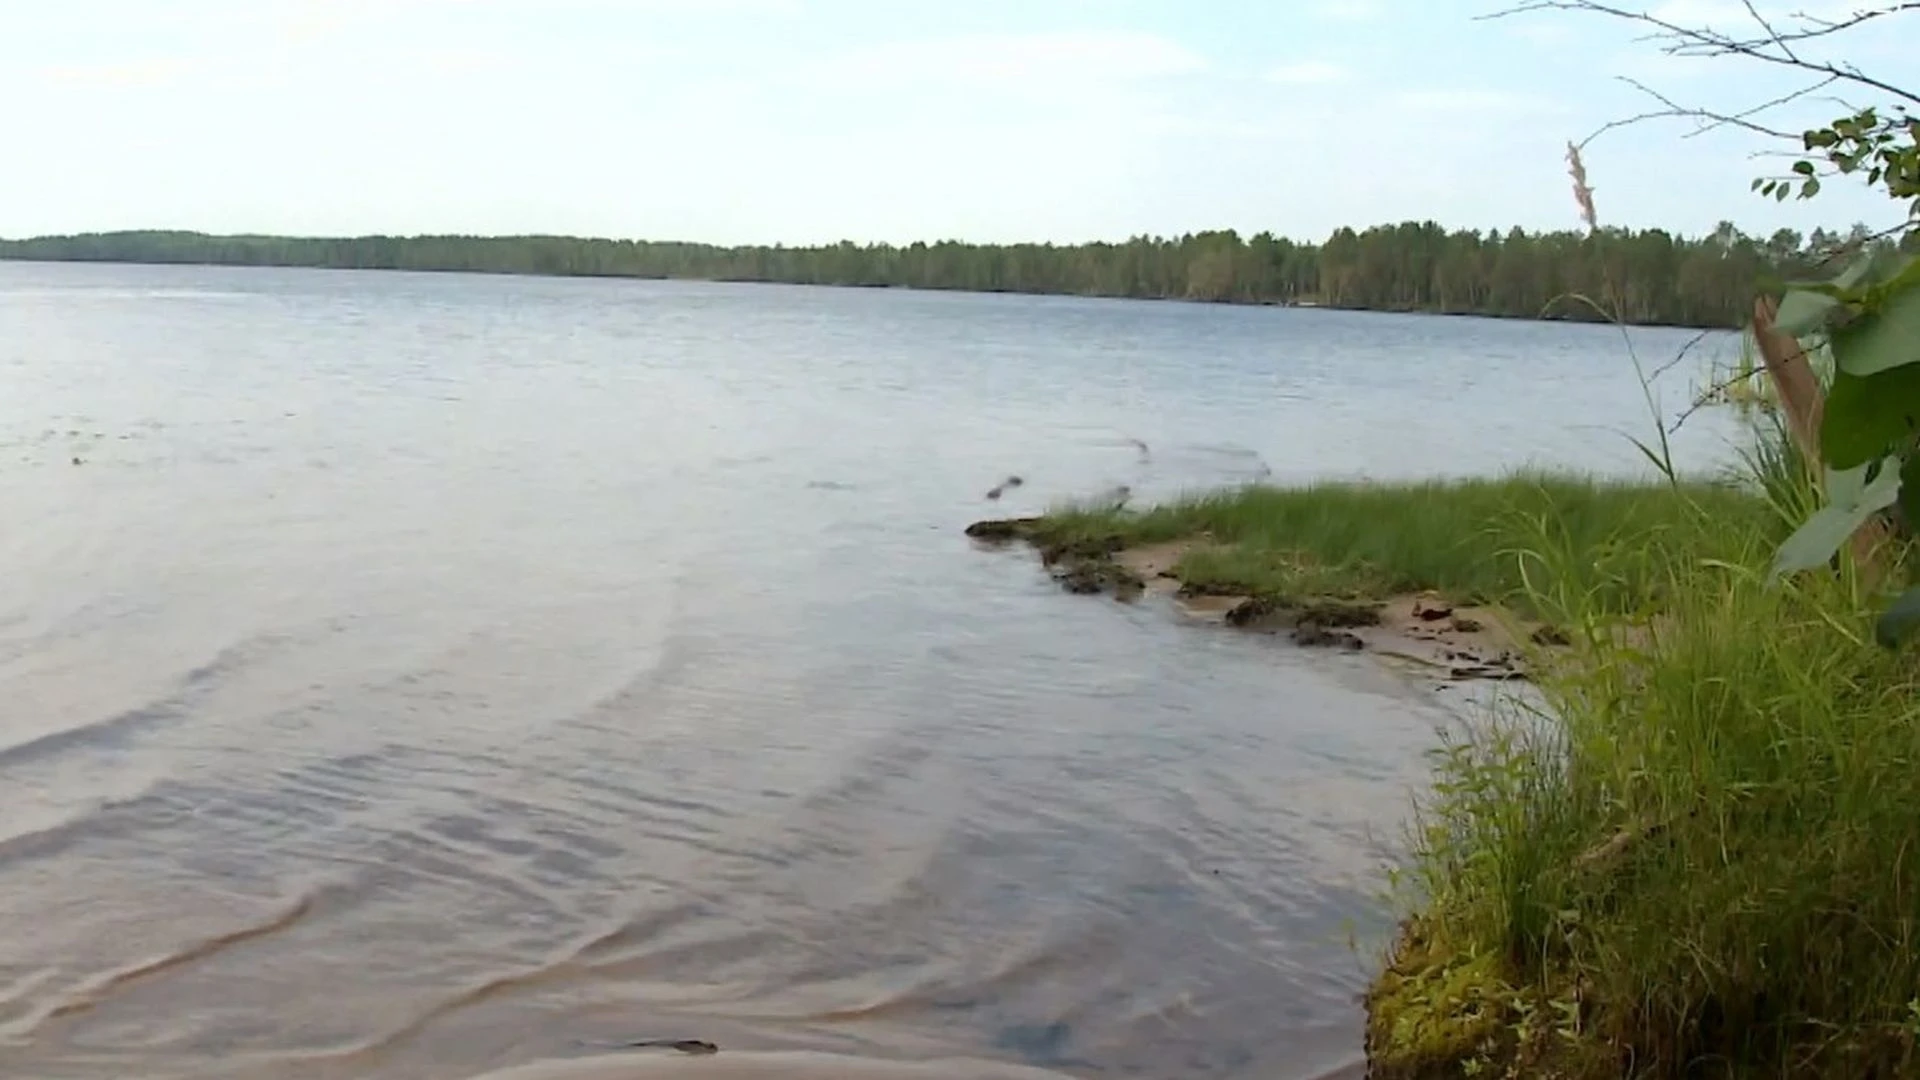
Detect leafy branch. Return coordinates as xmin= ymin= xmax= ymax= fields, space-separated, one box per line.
xmin=1493 ymin=1 xmax=1920 ymax=644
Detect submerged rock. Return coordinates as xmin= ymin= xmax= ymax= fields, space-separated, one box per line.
xmin=1224 ymin=596 xmax=1286 ymax=627
xmin=1052 ymin=559 xmax=1144 ymax=602
xmin=965 ymin=516 xmax=1041 ymax=542
xmin=984 ymin=475 xmax=1026 ymax=500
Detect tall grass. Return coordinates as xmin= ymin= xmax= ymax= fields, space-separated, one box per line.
xmin=1031 ymin=473 xmax=1779 ymax=618
xmin=1408 ymin=420 xmax=1920 ymax=1076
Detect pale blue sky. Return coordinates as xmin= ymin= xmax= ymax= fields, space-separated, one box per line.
xmin=4 ymin=0 xmax=1914 ymax=244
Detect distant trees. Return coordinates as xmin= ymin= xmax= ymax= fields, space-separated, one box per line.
xmin=2 ymin=221 xmax=1908 ymax=328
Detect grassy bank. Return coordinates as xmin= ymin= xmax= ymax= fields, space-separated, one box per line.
xmin=1016 ymin=471 xmax=1782 ymax=621
xmin=995 ymin=446 xmax=1920 ymax=1077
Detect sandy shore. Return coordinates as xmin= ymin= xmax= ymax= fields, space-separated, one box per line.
xmin=1110 ymin=541 xmax=1549 ymax=684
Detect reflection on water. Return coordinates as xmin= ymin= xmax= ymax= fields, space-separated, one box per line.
xmin=0 ymin=263 xmax=1745 ymax=1079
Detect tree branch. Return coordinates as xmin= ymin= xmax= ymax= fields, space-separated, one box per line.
xmin=1484 ymin=1 xmax=1920 ymax=108
xmin=1575 ymin=74 xmax=1838 ymax=149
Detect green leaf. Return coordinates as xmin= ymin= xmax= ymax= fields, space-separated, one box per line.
xmin=1873 ymin=252 xmax=1920 ymax=296
xmin=1773 ymin=455 xmax=1903 ymax=577
xmin=1831 ymin=272 xmax=1920 ymax=376
xmin=1776 ymin=288 xmax=1841 ymax=336
xmin=1821 ymin=365 xmax=1920 ymax=469
xmin=1794 ymin=160 xmax=1816 ymax=176
xmin=1875 ymin=586 xmax=1920 ymax=648
xmin=1835 ymin=249 xmax=1878 ymax=292
xmin=1829 ymin=455 xmax=1897 ymax=506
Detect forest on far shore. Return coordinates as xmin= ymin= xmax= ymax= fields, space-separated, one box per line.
xmin=6 ymin=220 xmax=1914 ymax=328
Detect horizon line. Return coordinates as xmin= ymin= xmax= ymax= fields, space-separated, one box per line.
xmin=0 ymin=218 xmax=1880 ymax=249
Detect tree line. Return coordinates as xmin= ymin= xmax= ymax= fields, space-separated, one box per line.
xmin=3 ymin=222 xmax=1911 ymax=328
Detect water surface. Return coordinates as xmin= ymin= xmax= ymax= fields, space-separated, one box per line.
xmin=0 ymin=263 xmax=1747 ymax=1079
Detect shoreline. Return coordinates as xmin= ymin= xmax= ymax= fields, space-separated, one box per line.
xmin=0 ymin=253 xmax=1736 ymax=332
xmin=961 ymin=461 xmax=1884 ymax=1080
xmin=964 ymin=508 xmax=1567 ymax=1076
xmin=964 ymin=514 xmax=1569 ymax=685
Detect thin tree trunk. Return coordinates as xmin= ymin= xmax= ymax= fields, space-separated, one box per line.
xmin=1752 ymin=296 xmax=1891 ymax=573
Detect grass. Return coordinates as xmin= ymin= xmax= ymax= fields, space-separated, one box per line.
xmin=1024 ymin=471 xmax=1782 ymax=621
xmin=1370 ymin=426 xmax=1920 ymax=1077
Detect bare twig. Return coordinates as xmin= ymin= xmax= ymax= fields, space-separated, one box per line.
xmin=1740 ymin=0 xmax=1799 ymax=62
xmin=1484 ymin=2 xmax=1920 ymax=108
xmin=1575 ymin=75 xmax=1809 ymax=149
xmin=1670 ymin=368 xmax=1769 ymax=434
xmin=1648 ymin=329 xmax=1715 ymax=384
xmin=1807 ymin=220 xmax=1917 ymax=266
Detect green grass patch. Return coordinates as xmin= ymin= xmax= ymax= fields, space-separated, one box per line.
xmin=1028 ymin=472 xmax=1782 ymax=619
xmin=1374 ymin=443 xmax=1920 ymax=1076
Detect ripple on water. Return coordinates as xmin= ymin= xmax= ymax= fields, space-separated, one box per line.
xmin=0 ymin=264 xmax=1692 ymax=1080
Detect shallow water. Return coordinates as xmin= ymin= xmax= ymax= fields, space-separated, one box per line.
xmin=0 ymin=263 xmax=1747 ymax=1079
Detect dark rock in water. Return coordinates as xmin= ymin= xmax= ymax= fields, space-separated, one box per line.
xmin=1450 ymin=616 xmax=1484 ymax=633
xmin=1531 ymin=624 xmax=1572 ymax=646
xmin=983 ymin=474 xmax=1027 ymax=500
xmin=965 ymin=517 xmax=1040 ymax=541
xmin=1225 ymin=596 xmax=1284 ymax=627
xmin=1053 ymin=560 xmax=1143 ymax=601
xmin=1057 ymin=565 xmax=1106 ymax=594
xmin=1415 ymin=602 xmax=1453 ymax=621
xmin=583 ymin=1038 xmax=719 ymax=1055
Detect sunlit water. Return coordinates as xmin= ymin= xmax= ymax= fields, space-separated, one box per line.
xmin=0 ymin=263 xmax=1749 ymax=1079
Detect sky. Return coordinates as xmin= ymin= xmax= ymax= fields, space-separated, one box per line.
xmin=4 ymin=0 xmax=1916 ymax=245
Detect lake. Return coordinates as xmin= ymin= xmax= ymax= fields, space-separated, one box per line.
xmin=0 ymin=262 xmax=1750 ymax=1079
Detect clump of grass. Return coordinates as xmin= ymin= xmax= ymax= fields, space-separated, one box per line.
xmin=1029 ymin=472 xmax=1781 ymax=619
xmin=1393 ymin=439 xmax=1920 ymax=1077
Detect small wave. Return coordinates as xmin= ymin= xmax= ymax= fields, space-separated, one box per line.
xmin=0 ymin=632 xmax=290 ymax=772
xmin=23 ymin=887 xmax=330 ymax=1031
xmin=0 ymin=703 xmax=176 ymax=772
xmin=0 ymin=779 xmax=175 ymax=868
